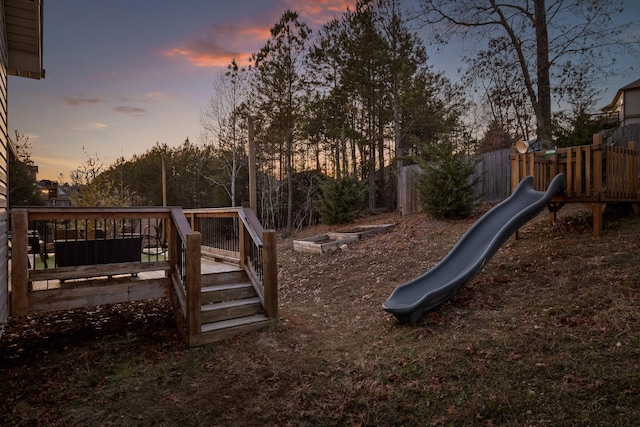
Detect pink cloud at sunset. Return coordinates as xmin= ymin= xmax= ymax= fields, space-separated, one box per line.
xmin=62 ymin=97 xmax=101 ymax=107
xmin=163 ymin=1 xmax=356 ymax=69
xmin=162 ymin=18 xmax=273 ymax=68
xmin=285 ymin=0 xmax=357 ymax=25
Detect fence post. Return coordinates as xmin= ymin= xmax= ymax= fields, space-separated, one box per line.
xmin=629 ymin=141 xmax=638 ymax=196
xmin=262 ymin=229 xmax=278 ymax=318
xmin=510 ymin=147 xmax=520 ymax=193
xmin=10 ymin=209 xmax=29 ymax=316
xmin=592 ymin=134 xmax=603 ymax=195
xmin=185 ymin=231 xmax=202 ymax=341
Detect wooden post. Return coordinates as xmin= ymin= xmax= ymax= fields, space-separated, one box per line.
xmin=629 ymin=141 xmax=638 ymax=196
xmin=238 ymin=218 xmax=246 ymax=269
xmin=168 ymin=214 xmax=178 ymax=277
xmin=248 ymin=116 xmax=257 ymax=211
xmin=593 ymin=204 xmax=603 ymax=238
xmin=10 ymin=209 xmax=29 ymax=316
xmin=162 ymin=155 xmax=167 ymax=207
xmin=592 ymin=134 xmax=603 ymax=195
xmin=188 ymin=212 xmax=198 ymax=232
xmin=510 ymin=148 xmax=520 ymax=240
xmin=262 ymin=229 xmax=278 ymax=318
xmin=510 ymin=147 xmax=520 ymax=193
xmin=185 ymin=231 xmax=202 ymax=342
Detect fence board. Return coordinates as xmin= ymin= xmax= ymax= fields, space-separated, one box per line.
xmin=400 ymin=129 xmax=639 ymax=216
xmin=471 ymin=148 xmax=512 ymax=203
xmin=398 ymin=164 xmax=424 ymax=215
xmin=400 ymin=149 xmax=512 ymax=215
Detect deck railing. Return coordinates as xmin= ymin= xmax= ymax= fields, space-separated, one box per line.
xmin=9 ymin=206 xmax=277 ymax=344
xmin=510 ymin=134 xmax=639 ymax=237
xmin=168 ymin=207 xmax=202 ymax=342
xmin=511 ymin=135 xmax=639 ymax=200
xmin=9 ymin=207 xmax=183 ymax=316
xmin=184 ymin=207 xmax=278 ymax=318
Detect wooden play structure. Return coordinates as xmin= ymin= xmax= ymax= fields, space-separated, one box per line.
xmin=8 ymin=206 xmax=278 ymax=347
xmin=511 ymin=134 xmax=639 ymax=237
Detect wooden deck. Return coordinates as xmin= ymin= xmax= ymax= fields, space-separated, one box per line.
xmin=511 ymin=135 xmax=639 ymax=236
xmin=7 ymin=206 xmax=278 ymax=346
xmin=25 ymin=256 xmax=241 ymax=292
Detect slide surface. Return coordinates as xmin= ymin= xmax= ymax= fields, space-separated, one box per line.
xmin=383 ymin=173 xmax=566 ymax=324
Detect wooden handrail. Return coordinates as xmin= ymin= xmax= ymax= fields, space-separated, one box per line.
xmin=183 ymin=206 xmax=278 ymax=320
xmin=170 ymin=207 xmax=192 ymax=242
xmin=26 ymin=206 xmax=175 ymax=220
xmin=238 ymin=207 xmax=263 ymax=245
xmin=511 ymin=138 xmax=638 ymax=198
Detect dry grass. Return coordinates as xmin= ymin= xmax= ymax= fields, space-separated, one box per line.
xmin=1 ymin=204 xmax=640 ymax=426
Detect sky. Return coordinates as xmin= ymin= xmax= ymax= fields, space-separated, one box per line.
xmin=7 ymin=0 xmax=640 ymax=182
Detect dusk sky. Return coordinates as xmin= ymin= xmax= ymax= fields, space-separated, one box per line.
xmin=7 ymin=0 xmax=640 ymax=181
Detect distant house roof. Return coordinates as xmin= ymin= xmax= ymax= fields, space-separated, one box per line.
xmin=602 ymin=78 xmax=640 ymax=112
xmin=5 ymin=0 xmax=44 ymax=79
xmin=620 ymin=78 xmax=640 ymax=91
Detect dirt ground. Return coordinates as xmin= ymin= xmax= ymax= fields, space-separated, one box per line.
xmin=1 ymin=204 xmax=639 ymax=426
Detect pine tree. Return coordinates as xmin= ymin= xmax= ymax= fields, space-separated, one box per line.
xmin=415 ymin=140 xmax=478 ymax=219
xmin=317 ymin=177 xmax=365 ymax=224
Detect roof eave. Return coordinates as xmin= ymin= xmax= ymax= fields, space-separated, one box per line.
xmin=5 ymin=0 xmax=44 ymax=80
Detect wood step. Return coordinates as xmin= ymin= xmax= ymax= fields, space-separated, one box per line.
xmin=201 ymin=282 xmax=256 ymax=305
xmin=201 ymin=314 xmax=271 ymax=333
xmin=191 ymin=315 xmax=273 ymax=346
xmin=201 ymin=297 xmax=263 ymax=323
xmin=201 ymin=270 xmax=247 ymax=287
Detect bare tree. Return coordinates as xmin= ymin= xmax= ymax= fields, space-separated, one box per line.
xmin=417 ymin=0 xmax=639 ymax=141
xmin=201 ymin=59 xmax=249 ymax=207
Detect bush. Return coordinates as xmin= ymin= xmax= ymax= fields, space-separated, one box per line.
xmin=415 ymin=140 xmax=478 ymax=219
xmin=317 ymin=177 xmax=365 ymax=224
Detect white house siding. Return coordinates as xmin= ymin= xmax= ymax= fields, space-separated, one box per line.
xmin=624 ymin=87 xmax=640 ymax=126
xmin=0 ymin=0 xmax=8 ymax=333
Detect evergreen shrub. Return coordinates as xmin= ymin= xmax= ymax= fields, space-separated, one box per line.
xmin=317 ymin=176 xmax=365 ymax=224
xmin=415 ymin=140 xmax=478 ymax=219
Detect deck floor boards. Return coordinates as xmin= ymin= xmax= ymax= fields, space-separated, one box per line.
xmin=24 ymin=256 xmax=241 ymax=291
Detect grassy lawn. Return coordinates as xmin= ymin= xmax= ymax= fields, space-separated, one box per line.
xmin=2 ymin=205 xmax=639 ymax=426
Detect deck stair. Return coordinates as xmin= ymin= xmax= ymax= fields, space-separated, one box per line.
xmin=197 ymin=269 xmax=273 ymax=343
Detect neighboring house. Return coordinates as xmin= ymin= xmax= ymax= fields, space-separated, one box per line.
xmin=602 ymin=78 xmax=640 ymax=127
xmin=0 ymin=0 xmax=44 ymax=336
xmin=39 ymin=179 xmax=73 ymax=206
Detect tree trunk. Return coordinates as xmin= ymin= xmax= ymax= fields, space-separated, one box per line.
xmin=286 ymin=133 xmax=293 ymax=231
xmin=534 ymin=0 xmax=552 ymax=141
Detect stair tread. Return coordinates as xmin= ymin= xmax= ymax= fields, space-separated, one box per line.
xmin=202 ymin=297 xmax=261 ymax=311
xmin=201 ymin=282 xmax=253 ymax=293
xmin=201 ymin=314 xmax=270 ymax=333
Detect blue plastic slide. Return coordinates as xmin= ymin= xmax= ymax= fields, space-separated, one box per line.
xmin=383 ymin=173 xmax=566 ymax=324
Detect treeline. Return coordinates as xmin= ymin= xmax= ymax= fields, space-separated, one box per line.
xmin=87 ymin=0 xmax=621 ymax=230
xmin=91 ymin=140 xmax=245 ymax=209
xmin=95 ymin=0 xmax=465 ymax=230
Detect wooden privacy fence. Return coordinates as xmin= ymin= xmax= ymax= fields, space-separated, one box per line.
xmin=471 ymin=148 xmax=512 ymax=202
xmin=399 ymin=149 xmax=512 ymax=215
xmin=399 ymin=135 xmax=639 ymax=236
